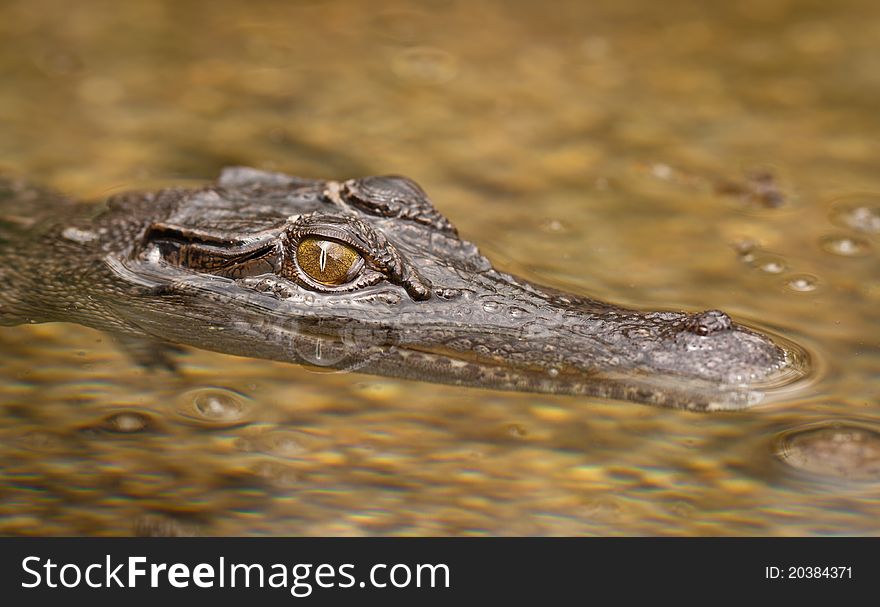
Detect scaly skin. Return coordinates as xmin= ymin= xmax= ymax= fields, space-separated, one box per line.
xmin=0 ymin=168 xmax=808 ymax=410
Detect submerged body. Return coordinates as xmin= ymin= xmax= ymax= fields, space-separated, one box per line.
xmin=0 ymin=168 xmax=807 ymax=410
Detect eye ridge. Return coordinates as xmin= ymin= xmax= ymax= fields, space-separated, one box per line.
xmin=284 ymin=212 xmax=433 ymax=300
xmin=291 ymin=225 xmax=369 ymax=253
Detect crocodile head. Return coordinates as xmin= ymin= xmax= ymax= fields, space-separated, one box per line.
xmin=93 ymin=167 xmax=808 ymax=410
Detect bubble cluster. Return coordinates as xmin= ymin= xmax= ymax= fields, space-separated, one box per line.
xmin=732 ymin=240 xmax=820 ymax=291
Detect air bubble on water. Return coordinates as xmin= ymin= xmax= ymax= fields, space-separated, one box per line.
xmin=820 ymin=235 xmax=870 ymax=257
xmin=758 ymin=257 xmax=787 ymax=274
xmin=174 ymin=388 xmax=254 ymax=428
xmin=650 ymin=163 xmax=674 ymax=180
xmin=539 ymin=218 xmax=567 ymax=233
xmin=731 ymin=239 xmax=758 ymax=264
xmin=237 ymin=429 xmax=325 ymax=459
xmin=196 ymin=393 xmax=242 ymax=419
xmin=102 ymin=411 xmax=151 ymax=433
xmin=250 ymin=461 xmax=300 ymax=489
xmin=784 ymin=274 xmax=818 ymax=292
xmin=829 ymin=198 xmax=880 ymax=233
xmin=775 ymin=422 xmax=880 ymax=482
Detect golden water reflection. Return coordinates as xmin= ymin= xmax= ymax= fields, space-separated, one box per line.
xmin=1 ymin=0 xmax=879 ymax=535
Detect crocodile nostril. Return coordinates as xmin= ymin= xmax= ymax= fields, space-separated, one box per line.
xmin=684 ymin=309 xmax=732 ymax=336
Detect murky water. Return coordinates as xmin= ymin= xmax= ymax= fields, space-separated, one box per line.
xmin=1 ymin=0 xmax=879 ymax=535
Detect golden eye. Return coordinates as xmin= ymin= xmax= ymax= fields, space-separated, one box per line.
xmin=295 ymin=238 xmax=363 ymax=286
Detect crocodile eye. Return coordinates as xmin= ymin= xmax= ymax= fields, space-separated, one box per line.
xmin=295 ymin=237 xmax=363 ymax=285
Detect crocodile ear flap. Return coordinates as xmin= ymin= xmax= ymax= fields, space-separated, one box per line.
xmin=340 ymin=175 xmax=458 ymax=236
xmin=218 ymin=167 xmax=323 ymax=189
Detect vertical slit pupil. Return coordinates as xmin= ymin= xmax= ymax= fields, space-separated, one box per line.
xmin=295 ymin=237 xmax=362 ymax=286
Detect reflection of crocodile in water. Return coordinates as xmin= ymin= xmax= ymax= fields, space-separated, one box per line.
xmin=0 ymin=168 xmax=808 ymax=410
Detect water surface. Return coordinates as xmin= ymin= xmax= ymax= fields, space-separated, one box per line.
xmin=1 ymin=0 xmax=879 ymax=535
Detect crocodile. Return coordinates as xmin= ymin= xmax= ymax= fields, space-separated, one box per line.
xmin=0 ymin=168 xmax=807 ymax=410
